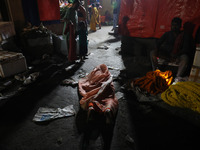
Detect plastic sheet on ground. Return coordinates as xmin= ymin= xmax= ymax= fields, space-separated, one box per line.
xmin=33 ymin=105 xmax=76 ymax=122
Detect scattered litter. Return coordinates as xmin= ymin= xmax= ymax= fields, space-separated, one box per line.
xmin=86 ymin=52 xmax=91 ymax=56
xmin=18 ymin=87 xmax=26 ymax=91
xmin=106 ymin=42 xmax=111 ymax=45
xmin=125 ymin=134 xmax=135 ymax=148
xmin=15 ymin=74 xmax=26 ymax=81
xmin=3 ymin=81 xmax=12 ymax=86
xmin=61 ymin=78 xmax=78 ymax=87
xmin=23 ymin=72 xmax=40 ymax=85
xmin=112 ymin=75 xmax=118 ymax=81
xmin=23 ymin=76 xmax=32 ymax=85
xmin=115 ymin=91 xmax=124 ymax=100
xmin=78 ymin=73 xmax=88 ymax=78
xmin=107 ymin=66 xmax=120 ymax=71
xmin=77 ymin=69 xmax=88 ymax=78
xmin=97 ymin=45 xmax=109 ymax=50
xmin=172 ymin=76 xmax=189 ymax=85
xmin=42 ymin=54 xmax=50 ymax=59
xmin=31 ymin=72 xmax=40 ymax=79
xmin=125 ymin=134 xmax=135 ymax=144
xmin=78 ymin=68 xmax=85 ymax=74
xmin=75 ymin=59 xmax=82 ymax=63
xmin=28 ymin=66 xmax=33 ymax=70
xmin=115 ymin=47 xmax=121 ymax=51
xmin=33 ymin=105 xmax=76 ymax=122
xmin=65 ymin=64 xmax=76 ymax=72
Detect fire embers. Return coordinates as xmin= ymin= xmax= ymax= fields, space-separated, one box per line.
xmin=132 ymin=69 xmax=173 ymax=95
xmin=78 ymin=64 xmax=118 ymax=124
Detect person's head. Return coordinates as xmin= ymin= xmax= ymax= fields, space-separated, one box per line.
xmin=72 ymin=0 xmax=80 ymax=9
xmin=171 ymin=17 xmax=182 ymax=33
xmin=92 ymin=3 xmax=95 ymax=7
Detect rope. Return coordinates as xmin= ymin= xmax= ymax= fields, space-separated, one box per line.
xmin=133 ymin=69 xmax=173 ymax=95
xmin=161 ymin=81 xmax=200 ymax=113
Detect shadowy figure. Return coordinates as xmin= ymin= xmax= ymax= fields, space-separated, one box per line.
xmin=150 ymin=17 xmax=194 ymax=80
xmin=77 ymin=21 xmax=88 ymax=62
xmin=182 ymin=21 xmax=196 ymax=76
xmin=105 ymin=10 xmax=112 ymax=25
xmin=118 ymin=16 xmax=130 ymax=36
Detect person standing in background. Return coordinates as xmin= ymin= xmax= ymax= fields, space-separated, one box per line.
xmin=64 ymin=0 xmax=80 ymax=62
xmin=90 ymin=3 xmax=98 ymax=32
xmin=78 ymin=0 xmax=87 ymax=24
xmin=77 ymin=21 xmax=88 ymax=62
xmin=111 ymin=0 xmax=120 ymax=31
xmin=96 ymin=2 xmax=102 ymax=29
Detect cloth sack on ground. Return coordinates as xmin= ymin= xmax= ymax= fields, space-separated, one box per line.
xmin=78 ymin=64 xmax=118 ymax=115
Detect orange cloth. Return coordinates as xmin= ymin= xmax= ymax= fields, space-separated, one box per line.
xmin=78 ymin=64 xmax=118 ymax=114
xmin=133 ymin=70 xmax=173 ymax=95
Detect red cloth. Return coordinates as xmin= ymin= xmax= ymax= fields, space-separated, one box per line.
xmin=78 ymin=64 xmax=118 ymax=114
xmin=65 ymin=22 xmax=77 ymax=62
xmin=37 ymin=0 xmax=60 ymax=21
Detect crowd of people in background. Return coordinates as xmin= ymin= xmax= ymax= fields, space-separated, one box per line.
xmin=59 ymin=0 xmax=125 ymax=64
xmin=60 ymin=0 xmax=120 ymax=32
xmin=60 ymin=0 xmax=88 ymax=62
xmin=59 ymin=0 xmax=120 ymax=63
